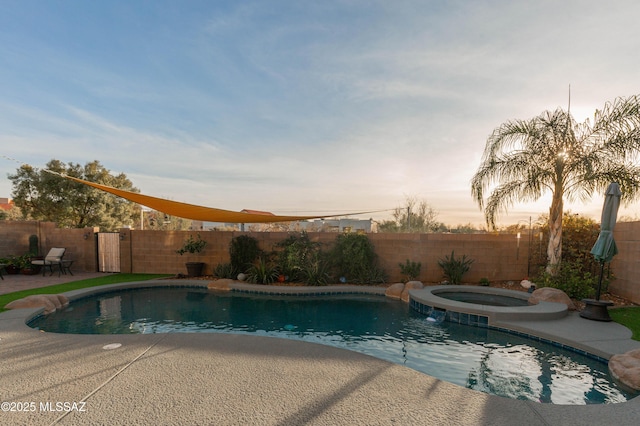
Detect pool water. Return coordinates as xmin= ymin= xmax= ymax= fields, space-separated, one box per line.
xmin=28 ymin=287 xmax=635 ymax=404
xmin=434 ymin=291 xmax=530 ymax=307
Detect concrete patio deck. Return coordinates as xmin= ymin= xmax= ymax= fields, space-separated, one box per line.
xmin=1 ymin=274 xmax=639 ymax=425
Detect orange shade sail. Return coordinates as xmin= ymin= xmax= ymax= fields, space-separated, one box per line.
xmin=64 ymin=175 xmax=375 ymax=223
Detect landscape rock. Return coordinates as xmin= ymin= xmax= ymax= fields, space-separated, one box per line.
xmin=208 ymin=279 xmax=234 ymax=291
xmin=529 ymin=287 xmax=576 ymax=310
xmin=385 ymin=283 xmax=405 ymax=300
xmin=520 ymin=279 xmax=534 ymax=289
xmin=401 ymin=281 xmax=424 ymax=303
xmin=5 ymin=294 xmax=69 ymax=314
xmin=609 ymin=348 xmax=640 ymax=392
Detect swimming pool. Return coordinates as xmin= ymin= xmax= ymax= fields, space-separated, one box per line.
xmin=27 ymin=286 xmax=634 ymax=404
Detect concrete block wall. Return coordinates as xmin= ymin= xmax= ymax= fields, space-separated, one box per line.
xmin=611 ymin=221 xmax=640 ymax=304
xmin=0 ymin=221 xmax=39 ymax=256
xmin=15 ymin=220 xmax=640 ymax=304
xmin=42 ymin=224 xmax=99 ymax=272
xmin=0 ymin=221 xmax=99 ymax=272
xmin=121 ymin=229 xmax=529 ymax=283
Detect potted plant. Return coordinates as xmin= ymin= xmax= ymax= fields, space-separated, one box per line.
xmin=176 ymin=234 xmax=207 ymax=277
xmin=0 ymin=255 xmax=23 ymax=274
xmin=19 ymin=254 xmax=40 ymax=275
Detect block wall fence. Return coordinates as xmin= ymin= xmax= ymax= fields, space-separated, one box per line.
xmin=608 ymin=221 xmax=640 ymax=304
xmin=2 ymin=220 xmax=639 ymax=304
xmin=0 ymin=221 xmax=98 ymax=272
xmin=116 ymin=228 xmax=531 ymax=283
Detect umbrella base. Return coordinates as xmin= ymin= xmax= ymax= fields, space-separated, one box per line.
xmin=580 ymin=299 xmax=614 ymax=322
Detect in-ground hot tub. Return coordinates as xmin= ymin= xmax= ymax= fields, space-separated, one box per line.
xmin=435 ymin=289 xmax=530 ymax=307
xmin=409 ymin=285 xmax=568 ymax=325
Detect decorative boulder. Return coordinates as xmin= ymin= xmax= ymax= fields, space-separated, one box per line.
xmin=207 ymin=279 xmax=234 ymax=291
xmin=529 ymin=287 xmax=576 ymax=310
xmin=609 ymin=348 xmax=640 ymax=392
xmin=520 ymin=279 xmax=534 ymax=289
xmin=5 ymin=294 xmax=69 ymax=314
xmin=385 ymin=283 xmax=405 ymax=300
xmin=401 ymin=281 xmax=424 ymax=303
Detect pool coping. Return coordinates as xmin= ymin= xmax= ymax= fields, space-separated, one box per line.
xmin=10 ymin=280 xmax=635 ymax=361
xmin=2 ymin=279 xmax=640 ymax=424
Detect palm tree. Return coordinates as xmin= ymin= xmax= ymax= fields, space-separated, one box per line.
xmin=471 ymin=95 xmax=640 ymax=272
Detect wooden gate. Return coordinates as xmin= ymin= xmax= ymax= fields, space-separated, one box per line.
xmin=97 ymin=232 xmax=121 ymax=272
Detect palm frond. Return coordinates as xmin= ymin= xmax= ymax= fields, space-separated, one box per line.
xmin=472 ymin=94 xmax=640 ymax=228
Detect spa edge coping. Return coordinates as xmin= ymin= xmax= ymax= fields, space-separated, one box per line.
xmin=409 ymin=285 xmax=569 ymax=323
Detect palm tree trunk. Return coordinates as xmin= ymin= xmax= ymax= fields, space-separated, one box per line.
xmin=546 ymin=190 xmax=563 ymax=273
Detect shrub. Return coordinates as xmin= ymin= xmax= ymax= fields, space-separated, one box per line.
xmin=479 ymin=277 xmax=490 ymax=286
xmin=29 ymin=234 xmax=39 ymax=256
xmin=297 ymin=251 xmax=331 ymax=286
xmin=176 ymin=234 xmax=207 ymax=255
xmin=399 ymin=259 xmax=421 ymax=282
xmin=535 ymin=260 xmax=598 ymax=299
xmin=354 ymin=264 xmax=388 ymax=284
xmin=329 ymin=233 xmax=385 ymax=284
xmin=437 ymin=250 xmax=474 ymax=284
xmin=213 ymin=262 xmax=236 ymax=279
xmin=246 ymin=256 xmax=279 ymax=285
xmin=230 ymin=235 xmax=262 ymax=274
xmin=275 ymin=232 xmax=322 ymax=282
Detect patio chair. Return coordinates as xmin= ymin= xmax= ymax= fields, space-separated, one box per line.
xmin=31 ymin=248 xmax=66 ymax=276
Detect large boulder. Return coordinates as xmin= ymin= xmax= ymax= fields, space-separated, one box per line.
xmin=207 ymin=279 xmax=234 ymax=291
xmin=401 ymin=281 xmax=424 ymax=303
xmin=529 ymin=287 xmax=576 ymax=310
xmin=609 ymin=348 xmax=640 ymax=392
xmin=385 ymin=283 xmax=405 ymax=300
xmin=5 ymin=294 xmax=69 ymax=314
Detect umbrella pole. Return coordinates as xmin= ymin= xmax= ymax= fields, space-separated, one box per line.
xmin=596 ymin=261 xmax=605 ymax=301
xmin=581 ymin=262 xmax=613 ymax=321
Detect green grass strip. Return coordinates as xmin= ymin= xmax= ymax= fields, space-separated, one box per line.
xmin=609 ymin=306 xmax=640 ymax=341
xmin=0 ymin=273 xmax=171 ymax=312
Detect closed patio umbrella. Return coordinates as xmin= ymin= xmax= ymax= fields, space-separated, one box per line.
xmin=590 ymin=182 xmax=622 ymax=301
xmin=580 ymin=183 xmax=621 ymax=321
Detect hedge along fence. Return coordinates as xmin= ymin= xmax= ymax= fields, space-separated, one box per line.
xmin=117 ymin=229 xmax=529 ymax=283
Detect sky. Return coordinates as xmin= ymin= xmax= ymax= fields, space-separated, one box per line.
xmin=2 ymin=0 xmax=640 ymax=228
